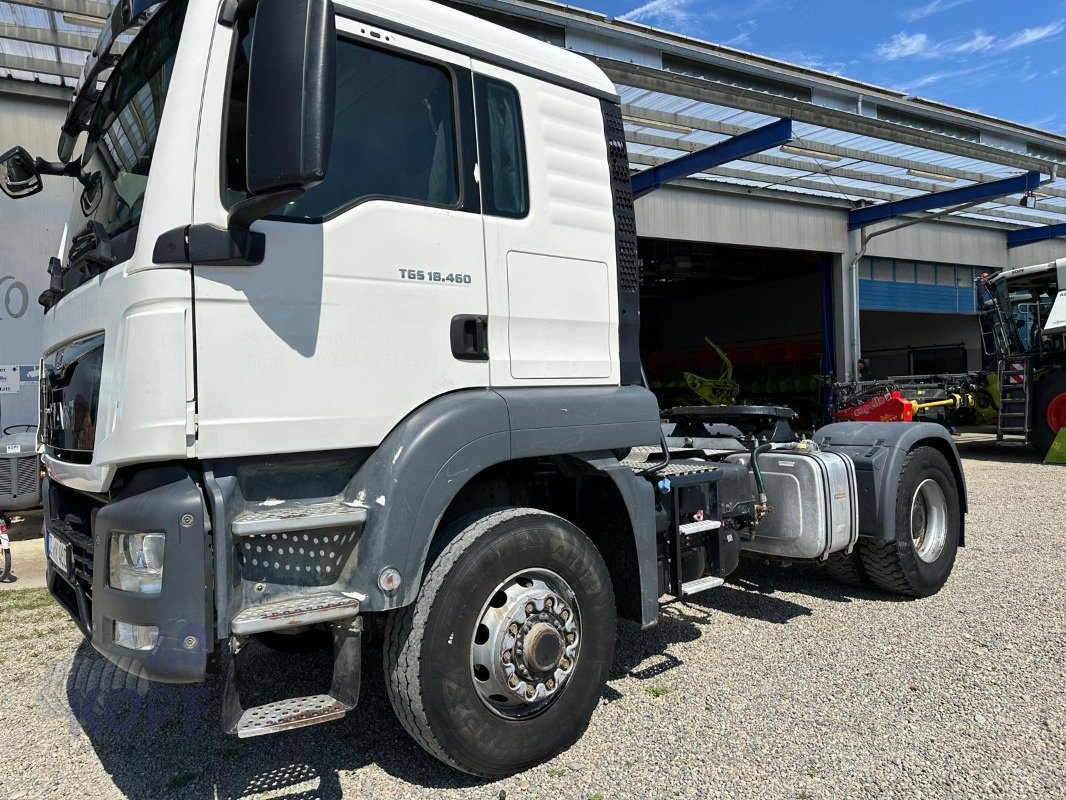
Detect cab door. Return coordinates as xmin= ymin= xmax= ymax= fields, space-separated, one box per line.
xmin=191 ymin=18 xmax=487 ymax=458
xmin=471 ymin=62 xmax=620 ymax=387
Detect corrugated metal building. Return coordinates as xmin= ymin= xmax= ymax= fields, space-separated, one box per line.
xmin=2 ymin=0 xmax=1065 ymax=425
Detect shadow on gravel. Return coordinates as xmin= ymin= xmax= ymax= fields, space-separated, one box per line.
xmin=721 ymin=560 xmax=914 ymax=608
xmin=955 ymin=440 xmax=1043 ymax=464
xmin=54 ymin=638 xmax=488 ymax=799
xmin=49 ymin=562 xmax=913 ymax=798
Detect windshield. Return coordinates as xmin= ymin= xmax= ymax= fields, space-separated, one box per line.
xmin=64 ymin=0 xmax=188 ymax=266
xmin=995 ymin=279 xmax=1057 ymax=355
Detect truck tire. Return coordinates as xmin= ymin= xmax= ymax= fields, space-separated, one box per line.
xmin=859 ymin=447 xmax=960 ymax=597
xmin=821 ymin=550 xmax=868 ymax=587
xmin=1032 ymin=370 xmax=1066 ymax=456
xmin=384 ymin=508 xmax=616 ymax=777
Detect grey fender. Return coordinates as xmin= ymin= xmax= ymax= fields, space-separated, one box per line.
xmin=347 ymin=386 xmax=662 ymax=614
xmin=813 ymin=421 xmax=968 ymax=544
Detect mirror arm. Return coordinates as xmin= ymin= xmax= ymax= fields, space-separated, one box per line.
xmin=35 ymin=157 xmax=90 ymax=187
xmin=227 ymin=188 xmax=305 ymax=230
xmin=35 ymin=157 xmax=81 ymax=178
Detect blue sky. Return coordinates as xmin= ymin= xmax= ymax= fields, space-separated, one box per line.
xmin=573 ymin=0 xmax=1066 ymax=134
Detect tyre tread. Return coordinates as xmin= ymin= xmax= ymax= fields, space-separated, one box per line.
xmin=383 ymin=508 xmax=563 ymax=773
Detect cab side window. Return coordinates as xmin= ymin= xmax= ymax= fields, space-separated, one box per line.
xmin=225 ymin=34 xmax=460 ymax=219
xmin=475 ymin=76 xmax=528 ymax=218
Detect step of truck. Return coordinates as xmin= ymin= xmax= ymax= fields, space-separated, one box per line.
xmin=232 ymin=591 xmax=366 ymax=635
xmin=679 ymin=519 xmax=724 ymax=535
xmin=681 ymin=575 xmax=725 ymax=597
xmin=235 ymin=694 xmax=350 ymax=738
xmin=231 ymin=500 xmax=368 ymax=537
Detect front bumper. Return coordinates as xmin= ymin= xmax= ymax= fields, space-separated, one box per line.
xmin=45 ymin=469 xmax=215 ymax=683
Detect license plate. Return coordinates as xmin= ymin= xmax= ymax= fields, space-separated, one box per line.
xmin=47 ymin=531 xmax=71 ymax=576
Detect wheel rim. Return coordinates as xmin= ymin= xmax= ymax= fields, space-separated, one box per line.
xmin=910 ymin=478 xmax=948 ymax=564
xmin=1046 ymin=392 xmax=1066 ymax=434
xmin=470 ymin=568 xmax=581 ymax=719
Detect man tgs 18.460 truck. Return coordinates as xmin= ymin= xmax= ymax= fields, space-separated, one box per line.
xmin=1 ymin=0 xmax=967 ymax=777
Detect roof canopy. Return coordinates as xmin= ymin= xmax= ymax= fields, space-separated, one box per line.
xmin=3 ymin=0 xmax=1065 ymax=235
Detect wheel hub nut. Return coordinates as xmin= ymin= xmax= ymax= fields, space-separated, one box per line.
xmin=523 ymin=622 xmax=564 ymax=673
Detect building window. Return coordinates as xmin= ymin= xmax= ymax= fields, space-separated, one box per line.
xmin=873 ymin=259 xmax=894 ymax=281
xmin=475 ymin=76 xmax=529 ymax=218
xmin=916 ymin=264 xmax=936 ymax=285
xmin=895 ymin=261 xmax=915 ymax=283
xmin=936 ymin=265 xmax=955 ymax=287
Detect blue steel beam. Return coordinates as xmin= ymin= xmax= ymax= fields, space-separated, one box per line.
xmin=631 ymin=117 xmax=794 ymax=200
xmin=1007 ymin=222 xmax=1066 ymax=248
xmin=848 ymin=171 xmax=1042 ymax=231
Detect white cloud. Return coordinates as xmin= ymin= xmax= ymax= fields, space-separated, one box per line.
xmin=896 ymin=63 xmax=998 ymax=91
xmin=620 ymin=0 xmax=708 ymax=27
xmin=1000 ymin=21 xmax=1065 ymax=50
xmin=952 ymin=30 xmax=996 ymax=54
xmin=876 ymin=21 xmax=1065 ymax=61
xmin=903 ymin=0 xmax=973 ymax=22
xmin=725 ymin=19 xmax=758 ymax=47
xmin=876 ymin=32 xmax=933 ymax=59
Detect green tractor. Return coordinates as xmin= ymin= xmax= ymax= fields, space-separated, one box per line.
xmin=979 ymin=258 xmax=1066 ymax=455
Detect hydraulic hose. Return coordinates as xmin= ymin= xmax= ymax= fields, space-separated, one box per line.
xmin=749 ymin=442 xmax=773 ymax=503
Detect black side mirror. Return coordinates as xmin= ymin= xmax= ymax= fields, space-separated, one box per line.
xmin=230 ymin=0 xmax=336 ymax=229
xmin=0 ymin=146 xmax=43 ymax=199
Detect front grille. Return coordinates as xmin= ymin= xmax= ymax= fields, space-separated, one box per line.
xmin=16 ymin=456 xmax=37 ymax=496
xmin=0 ymin=455 xmax=38 ymax=501
xmin=41 ymin=332 xmax=105 ymax=460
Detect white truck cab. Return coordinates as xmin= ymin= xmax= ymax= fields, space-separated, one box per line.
xmin=1 ymin=0 xmax=967 ymax=777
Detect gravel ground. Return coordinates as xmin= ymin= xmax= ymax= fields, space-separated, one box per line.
xmin=2 ymin=442 xmax=1063 ymax=800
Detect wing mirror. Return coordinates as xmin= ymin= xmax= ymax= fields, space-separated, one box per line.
xmin=154 ymin=0 xmax=337 ymax=267
xmin=0 ymin=147 xmax=43 ymax=199
xmin=228 ymin=0 xmax=337 ymax=230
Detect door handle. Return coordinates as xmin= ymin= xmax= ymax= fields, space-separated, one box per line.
xmin=451 ymin=315 xmax=489 ymax=361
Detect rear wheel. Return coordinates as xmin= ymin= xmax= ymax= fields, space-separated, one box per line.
xmin=821 ymin=549 xmax=868 ymax=587
xmin=384 ymin=508 xmax=616 ymax=777
xmin=1032 ymin=370 xmax=1066 ymax=456
xmin=859 ymin=447 xmax=960 ymax=597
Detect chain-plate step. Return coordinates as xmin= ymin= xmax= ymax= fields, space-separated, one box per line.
xmin=232 ymin=591 xmax=365 ymax=635
xmin=681 ymin=575 xmax=725 ymax=597
xmin=235 ymin=694 xmax=349 ymax=738
xmin=232 ymin=500 xmax=368 ymax=537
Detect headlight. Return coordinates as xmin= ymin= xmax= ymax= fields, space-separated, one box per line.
xmin=109 ymin=532 xmax=165 ymax=594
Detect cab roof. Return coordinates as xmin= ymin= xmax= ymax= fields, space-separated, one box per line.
xmin=339 ymin=0 xmax=618 ymax=101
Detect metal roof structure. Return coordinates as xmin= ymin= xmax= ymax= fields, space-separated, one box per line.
xmin=2 ymin=0 xmax=1066 ymax=238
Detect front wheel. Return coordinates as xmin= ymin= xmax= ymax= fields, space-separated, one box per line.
xmin=1032 ymin=370 xmax=1066 ymax=456
xmin=859 ymin=447 xmax=961 ymax=597
xmin=384 ymin=508 xmax=616 ymax=777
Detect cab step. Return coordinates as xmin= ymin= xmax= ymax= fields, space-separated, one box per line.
xmin=235 ymin=694 xmax=349 ymax=738
xmin=681 ymin=575 xmax=725 ymax=596
xmin=224 ymin=617 xmax=363 ymax=739
xmin=231 ymin=500 xmax=368 ymax=537
xmin=231 ymin=591 xmax=366 ymax=635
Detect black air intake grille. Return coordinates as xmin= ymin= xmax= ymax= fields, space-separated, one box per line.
xmin=602 ymin=103 xmax=640 ymax=293
xmin=0 ymin=459 xmax=11 ymax=496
